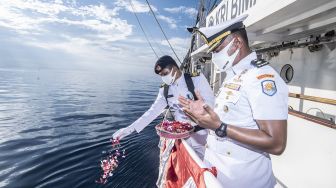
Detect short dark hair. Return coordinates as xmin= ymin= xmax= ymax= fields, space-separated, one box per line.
xmin=234 ymin=28 xmax=249 ymax=46
xmin=154 ymin=55 xmax=178 ymax=74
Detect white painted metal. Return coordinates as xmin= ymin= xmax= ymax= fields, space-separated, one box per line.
xmin=191 ymin=44 xmax=208 ymax=57
xmin=191 ymin=1 xmax=336 ymax=187
xmin=269 ymin=45 xmax=336 ymax=115
xmin=269 ymin=45 xmax=336 ymax=187
xmin=181 ymin=140 xmax=222 ymax=188
xmin=191 ymin=0 xmax=336 ymax=60
xmin=272 ymin=115 xmax=336 ymax=188
xmin=260 ymin=1 xmax=336 ymax=34
xmin=205 ymin=0 xmax=336 ymax=45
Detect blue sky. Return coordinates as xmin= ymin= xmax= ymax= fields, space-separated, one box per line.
xmin=0 ymin=0 xmax=200 ymax=72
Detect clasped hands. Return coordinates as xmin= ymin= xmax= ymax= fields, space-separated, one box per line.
xmin=178 ymin=91 xmax=221 ymax=131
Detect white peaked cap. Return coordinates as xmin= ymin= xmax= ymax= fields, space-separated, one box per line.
xmin=197 ymin=14 xmax=248 ymax=53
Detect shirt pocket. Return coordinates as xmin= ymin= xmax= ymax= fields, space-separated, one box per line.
xmin=215 ymin=140 xmax=264 ymax=162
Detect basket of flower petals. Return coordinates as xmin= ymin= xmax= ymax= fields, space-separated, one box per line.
xmin=155 ymin=120 xmax=194 ymax=139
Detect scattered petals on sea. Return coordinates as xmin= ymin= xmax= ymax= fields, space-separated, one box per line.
xmin=96 ymin=139 xmax=127 ymax=184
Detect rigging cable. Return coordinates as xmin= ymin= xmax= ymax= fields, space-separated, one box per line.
xmin=207 ymin=0 xmax=213 ymax=12
xmin=209 ymin=0 xmax=218 ymax=13
xmin=129 ymin=0 xmax=159 ymax=58
xmin=144 ymin=0 xmax=182 ymax=64
xmin=143 ymin=23 xmax=166 ymax=55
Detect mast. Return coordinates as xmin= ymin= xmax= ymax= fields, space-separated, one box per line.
xmin=181 ymin=0 xmax=207 ymax=74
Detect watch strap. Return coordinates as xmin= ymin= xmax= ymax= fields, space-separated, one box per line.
xmin=215 ymin=122 xmax=227 ymax=137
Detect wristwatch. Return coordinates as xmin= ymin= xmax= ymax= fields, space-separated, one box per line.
xmin=215 ymin=122 xmax=227 ymax=137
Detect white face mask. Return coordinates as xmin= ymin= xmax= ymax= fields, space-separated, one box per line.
xmin=161 ymin=69 xmax=177 ymax=85
xmin=211 ymin=38 xmax=240 ymax=72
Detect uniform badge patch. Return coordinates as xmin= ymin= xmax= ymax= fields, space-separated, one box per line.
xmin=224 ymin=83 xmax=241 ymax=91
xmin=257 ymin=74 xmax=274 ymax=80
xmin=261 ymin=80 xmax=277 ymax=96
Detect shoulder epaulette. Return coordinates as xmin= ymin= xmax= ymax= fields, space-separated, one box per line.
xmin=160 ymin=83 xmax=168 ymax=88
xmin=251 ymin=59 xmax=269 ymax=68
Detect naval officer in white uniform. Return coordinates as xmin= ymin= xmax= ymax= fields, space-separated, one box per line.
xmin=179 ymin=15 xmax=288 ymax=188
xmin=113 ymin=55 xmax=215 ymax=157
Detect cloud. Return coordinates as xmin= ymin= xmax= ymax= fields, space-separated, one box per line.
xmin=114 ymin=0 xmax=179 ymax=30
xmin=114 ymin=1 xmax=177 ymax=30
xmin=0 ymin=0 xmax=132 ymax=40
xmin=164 ymin=6 xmax=198 ymax=18
xmin=1 ymin=32 xmax=159 ymax=71
xmin=114 ymin=0 xmax=157 ymax=13
xmin=157 ymin=15 xmax=177 ymax=29
xmin=160 ymin=37 xmax=190 ymax=61
xmin=0 ymin=0 xmax=134 ymax=58
xmin=0 ymin=0 xmax=185 ymax=73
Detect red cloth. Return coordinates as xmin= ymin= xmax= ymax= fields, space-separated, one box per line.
xmin=165 ymin=140 xmax=217 ymax=188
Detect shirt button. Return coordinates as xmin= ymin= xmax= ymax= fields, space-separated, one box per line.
xmin=226 ymin=151 xmax=231 ymax=155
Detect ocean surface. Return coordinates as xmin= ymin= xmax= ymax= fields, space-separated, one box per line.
xmin=0 ymin=68 xmax=161 ymax=188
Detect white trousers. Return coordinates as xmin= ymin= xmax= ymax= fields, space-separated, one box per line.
xmin=204 ymin=134 xmax=276 ymax=188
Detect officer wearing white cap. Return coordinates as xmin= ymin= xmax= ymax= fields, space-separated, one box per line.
xmin=179 ymin=15 xmax=288 ymax=188
xmin=113 ymin=55 xmax=215 ymax=158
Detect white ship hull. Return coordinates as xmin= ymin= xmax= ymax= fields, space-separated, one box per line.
xmin=189 ymin=0 xmax=336 ymax=187
xmin=272 ymin=114 xmax=336 ymax=188
xmin=268 ymin=43 xmax=336 ymax=188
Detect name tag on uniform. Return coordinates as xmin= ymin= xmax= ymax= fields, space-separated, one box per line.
xmin=224 ymin=83 xmax=241 ymax=91
xmin=257 ymin=74 xmax=274 ymax=80
xmin=167 ymin=95 xmax=174 ymax=98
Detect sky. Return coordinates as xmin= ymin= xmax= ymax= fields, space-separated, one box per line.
xmin=0 ymin=0 xmax=201 ymax=73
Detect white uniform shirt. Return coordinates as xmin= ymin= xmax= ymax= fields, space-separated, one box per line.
xmin=204 ymin=52 xmax=288 ymax=188
xmin=129 ymin=73 xmax=215 ymax=156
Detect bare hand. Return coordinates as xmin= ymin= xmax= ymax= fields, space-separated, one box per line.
xmin=178 ymin=90 xmax=221 ymax=130
xmin=178 ymin=90 xmax=207 ymax=119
